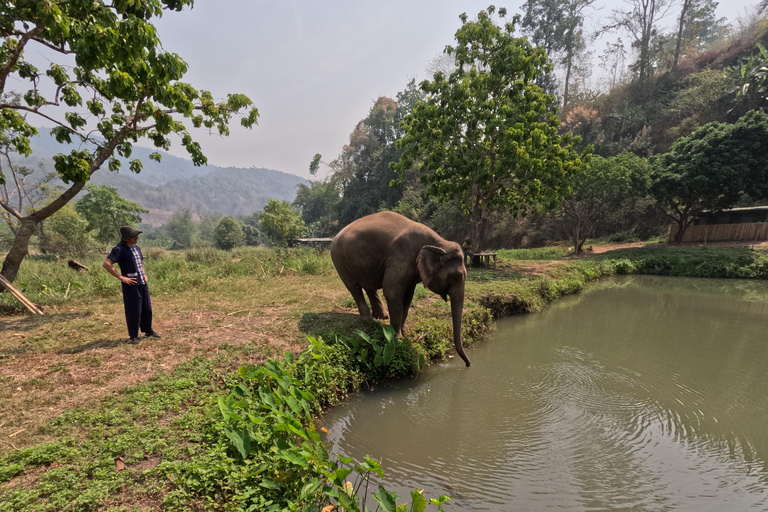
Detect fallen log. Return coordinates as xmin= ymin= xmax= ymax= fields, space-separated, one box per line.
xmin=68 ymin=259 xmax=89 ymax=271
xmin=0 ymin=274 xmax=44 ymax=315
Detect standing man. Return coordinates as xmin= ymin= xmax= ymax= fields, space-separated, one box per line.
xmin=462 ymin=237 xmax=474 ymax=267
xmin=103 ymin=226 xmax=161 ymax=345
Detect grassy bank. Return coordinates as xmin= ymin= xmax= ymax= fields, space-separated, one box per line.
xmin=1 ymin=244 xmax=767 ymax=510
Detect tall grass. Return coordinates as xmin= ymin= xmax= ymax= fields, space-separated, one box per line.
xmin=0 ymin=247 xmax=336 ymax=309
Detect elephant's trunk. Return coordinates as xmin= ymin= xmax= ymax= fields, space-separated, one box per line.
xmin=450 ymin=288 xmax=471 ymax=367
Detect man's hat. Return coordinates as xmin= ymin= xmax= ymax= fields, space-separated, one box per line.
xmin=120 ymin=226 xmax=142 ymax=242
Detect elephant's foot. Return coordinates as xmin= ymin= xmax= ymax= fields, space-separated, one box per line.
xmin=372 ymin=311 xmax=389 ymax=320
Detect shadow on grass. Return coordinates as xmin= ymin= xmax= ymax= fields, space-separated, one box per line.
xmin=57 ymin=338 xmax=126 ymax=354
xmin=298 ymin=310 xmax=381 ymax=338
xmin=0 ymin=311 xmax=83 ymax=332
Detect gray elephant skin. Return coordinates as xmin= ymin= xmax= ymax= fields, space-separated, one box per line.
xmin=330 ymin=211 xmax=471 ymax=367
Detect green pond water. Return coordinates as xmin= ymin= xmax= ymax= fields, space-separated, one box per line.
xmin=321 ymin=275 xmax=768 ymax=511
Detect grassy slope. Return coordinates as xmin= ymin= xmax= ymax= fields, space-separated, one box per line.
xmin=2 ymin=245 xmax=768 ymax=510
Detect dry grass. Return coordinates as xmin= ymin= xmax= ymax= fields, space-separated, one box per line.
xmin=0 ymin=270 xmax=356 ymax=455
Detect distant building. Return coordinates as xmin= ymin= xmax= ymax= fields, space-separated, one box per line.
xmin=670 ymin=206 xmax=768 ymax=242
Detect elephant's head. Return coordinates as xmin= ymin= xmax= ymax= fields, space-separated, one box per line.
xmin=417 ymin=244 xmax=471 ymax=367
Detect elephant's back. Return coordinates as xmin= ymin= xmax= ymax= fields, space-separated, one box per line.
xmin=331 ymin=212 xmax=422 ymax=282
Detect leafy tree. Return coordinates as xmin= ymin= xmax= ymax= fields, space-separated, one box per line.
xmin=521 ymin=0 xmax=595 ymax=108
xmin=197 ymin=215 xmax=221 ymax=245
xmin=241 ymin=223 xmax=262 ymax=246
xmin=393 ymin=7 xmax=589 ymax=250
xmin=559 ymin=154 xmax=647 ymax=252
xmin=39 ymin=205 xmax=97 ymax=258
xmin=74 ymin=184 xmax=148 ymax=246
xmin=293 ymin=179 xmax=340 ymax=237
xmin=166 ymin=209 xmax=196 ymax=249
xmin=260 ymin=199 xmax=305 ymax=246
xmin=335 ymin=97 xmax=405 ymax=227
xmin=214 ymin=216 xmax=245 ymax=250
xmin=650 ymin=110 xmax=768 ymax=242
xmin=0 ymin=0 xmax=258 ymax=286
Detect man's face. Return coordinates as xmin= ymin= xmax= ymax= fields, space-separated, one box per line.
xmin=128 ymin=236 xmax=138 ymax=244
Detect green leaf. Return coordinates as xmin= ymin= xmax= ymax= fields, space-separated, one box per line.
xmin=224 ymin=427 xmax=251 ymax=459
xmin=417 ymin=353 xmax=426 ymax=372
xmin=280 ymin=449 xmax=309 ymax=467
xmin=301 ymin=478 xmax=322 ymax=497
xmin=372 ymin=485 xmax=398 ymax=512
xmin=383 ymin=342 xmax=396 ymax=365
xmin=428 ymin=495 xmax=451 ymax=506
xmin=410 ymin=489 xmax=427 ymax=512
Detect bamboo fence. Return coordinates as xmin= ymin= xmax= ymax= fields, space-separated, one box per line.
xmin=669 ymin=222 xmax=768 ymax=243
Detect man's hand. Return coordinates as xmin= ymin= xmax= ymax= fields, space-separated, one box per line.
xmin=104 ymin=258 xmax=136 ymax=285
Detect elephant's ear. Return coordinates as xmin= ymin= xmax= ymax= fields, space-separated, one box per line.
xmin=417 ymin=245 xmax=446 ymax=287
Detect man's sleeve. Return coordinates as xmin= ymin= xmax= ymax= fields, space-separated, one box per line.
xmin=106 ymin=245 xmax=121 ymax=262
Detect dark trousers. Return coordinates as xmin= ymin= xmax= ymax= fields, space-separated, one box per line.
xmin=122 ymin=283 xmax=153 ymax=338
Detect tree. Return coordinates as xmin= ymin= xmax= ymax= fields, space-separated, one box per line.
xmin=650 ymin=110 xmax=768 ymax=242
xmin=166 ymin=209 xmax=196 ymax=249
xmin=213 ymin=216 xmax=244 ymax=250
xmin=560 ymin=154 xmax=646 ymax=252
xmin=335 ymin=97 xmax=405 ymax=227
xmin=393 ymin=7 xmax=589 ymax=250
xmin=606 ymin=0 xmax=672 ymax=92
xmin=74 ymin=184 xmax=148 ymax=247
xmin=521 ymin=0 xmax=595 ymax=108
xmin=0 ymin=0 xmax=258 ymax=287
xmin=293 ymin=179 xmax=340 ymax=237
xmin=260 ymin=199 xmax=305 ymax=247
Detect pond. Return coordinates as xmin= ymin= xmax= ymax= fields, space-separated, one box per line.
xmin=321 ymin=276 xmax=768 ymax=511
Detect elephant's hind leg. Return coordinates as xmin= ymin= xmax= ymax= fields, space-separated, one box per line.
xmin=365 ymin=289 xmax=389 ymax=320
xmin=344 ymin=283 xmax=371 ymax=319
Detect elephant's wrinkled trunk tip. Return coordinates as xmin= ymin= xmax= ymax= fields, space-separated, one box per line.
xmin=450 ymin=290 xmax=471 ymax=367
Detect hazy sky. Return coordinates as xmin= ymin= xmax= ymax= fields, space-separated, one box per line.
xmin=150 ymin=0 xmax=761 ymax=180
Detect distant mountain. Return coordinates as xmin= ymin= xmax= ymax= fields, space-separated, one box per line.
xmin=10 ymin=129 xmax=308 ymax=225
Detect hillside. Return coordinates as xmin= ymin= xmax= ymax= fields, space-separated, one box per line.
xmin=10 ymin=129 xmax=308 ymax=225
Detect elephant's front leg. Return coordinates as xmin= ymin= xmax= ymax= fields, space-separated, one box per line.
xmin=365 ymin=289 xmax=389 ymax=320
xmin=384 ymin=286 xmax=407 ymax=336
xmin=399 ymin=282 xmax=417 ymax=332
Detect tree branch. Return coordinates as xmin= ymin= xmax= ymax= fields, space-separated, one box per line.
xmin=0 ymin=26 xmax=44 ymax=92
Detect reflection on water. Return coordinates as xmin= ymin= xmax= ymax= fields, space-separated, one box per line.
xmin=321 ymin=276 xmax=768 ymax=511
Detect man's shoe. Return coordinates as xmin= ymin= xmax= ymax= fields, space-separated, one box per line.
xmin=126 ymin=337 xmax=140 ymax=345
xmin=144 ymin=331 xmax=161 ymax=339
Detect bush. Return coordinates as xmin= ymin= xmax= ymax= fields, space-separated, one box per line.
xmin=213 ymin=216 xmax=245 ymax=250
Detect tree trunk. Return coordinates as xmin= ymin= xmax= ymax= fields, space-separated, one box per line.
xmin=673 ymin=215 xmax=688 ymax=243
xmin=0 ymin=217 xmax=37 ymax=285
xmin=673 ymin=0 xmax=692 ymax=71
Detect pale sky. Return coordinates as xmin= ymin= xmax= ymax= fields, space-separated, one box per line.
xmin=150 ymin=0 xmax=761 ymax=180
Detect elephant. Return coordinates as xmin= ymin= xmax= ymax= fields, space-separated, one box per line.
xmin=330 ymin=211 xmax=471 ymax=367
